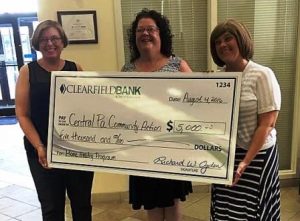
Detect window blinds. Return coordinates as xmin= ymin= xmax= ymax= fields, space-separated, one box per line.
xmin=120 ymin=0 xmax=208 ymax=71
xmin=218 ymin=0 xmax=299 ymax=170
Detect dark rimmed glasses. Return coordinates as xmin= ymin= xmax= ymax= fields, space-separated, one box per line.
xmin=39 ymin=36 xmax=62 ymax=45
xmin=136 ymin=26 xmax=159 ymax=34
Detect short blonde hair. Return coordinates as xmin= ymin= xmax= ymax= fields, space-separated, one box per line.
xmin=210 ymin=19 xmax=253 ymax=67
xmin=31 ymin=20 xmax=68 ymax=51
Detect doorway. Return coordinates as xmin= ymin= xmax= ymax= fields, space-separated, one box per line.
xmin=0 ymin=13 xmax=38 ymax=116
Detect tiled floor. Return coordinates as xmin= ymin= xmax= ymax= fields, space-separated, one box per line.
xmin=0 ymin=123 xmax=300 ymax=220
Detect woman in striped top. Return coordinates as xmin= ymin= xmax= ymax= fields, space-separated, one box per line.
xmin=209 ymin=19 xmax=281 ymax=220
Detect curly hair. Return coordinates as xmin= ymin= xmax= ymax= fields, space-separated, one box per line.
xmin=31 ymin=20 xmax=68 ymax=51
xmin=128 ymin=9 xmax=173 ymax=62
xmin=210 ymin=19 xmax=253 ymax=67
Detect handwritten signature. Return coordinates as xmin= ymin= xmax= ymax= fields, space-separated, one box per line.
xmin=153 ymin=156 xmax=224 ymax=174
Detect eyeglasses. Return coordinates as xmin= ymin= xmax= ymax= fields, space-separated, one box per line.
xmin=136 ymin=26 xmax=159 ymax=34
xmin=39 ymin=36 xmax=62 ymax=45
xmin=215 ymin=32 xmax=235 ymax=46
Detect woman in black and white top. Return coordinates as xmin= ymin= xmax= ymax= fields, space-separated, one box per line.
xmin=209 ymin=19 xmax=281 ymax=221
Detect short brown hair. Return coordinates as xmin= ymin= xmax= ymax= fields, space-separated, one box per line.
xmin=210 ymin=19 xmax=253 ymax=67
xmin=31 ymin=20 xmax=68 ymax=51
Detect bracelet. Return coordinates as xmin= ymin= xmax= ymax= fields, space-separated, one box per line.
xmin=35 ymin=143 xmax=45 ymax=149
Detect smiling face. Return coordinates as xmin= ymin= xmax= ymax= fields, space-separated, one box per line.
xmin=135 ymin=18 xmax=161 ymax=55
xmin=38 ymin=27 xmax=64 ymax=60
xmin=215 ymin=32 xmax=244 ymax=66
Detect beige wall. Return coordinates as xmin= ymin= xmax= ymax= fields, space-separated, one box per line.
xmin=37 ymin=0 xmax=119 ymax=71
xmin=37 ymin=0 xmax=128 ymax=193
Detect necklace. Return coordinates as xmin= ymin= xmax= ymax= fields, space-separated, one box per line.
xmin=135 ymin=56 xmax=169 ymax=72
xmin=38 ymin=59 xmax=65 ymax=72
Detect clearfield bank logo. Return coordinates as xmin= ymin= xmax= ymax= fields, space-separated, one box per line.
xmin=59 ymin=83 xmax=141 ymax=96
xmin=60 ymin=84 xmax=67 ymax=94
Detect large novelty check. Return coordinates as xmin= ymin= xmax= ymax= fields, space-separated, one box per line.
xmin=47 ymin=72 xmax=241 ymax=185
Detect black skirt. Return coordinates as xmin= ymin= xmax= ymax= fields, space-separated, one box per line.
xmin=129 ymin=175 xmax=193 ymax=210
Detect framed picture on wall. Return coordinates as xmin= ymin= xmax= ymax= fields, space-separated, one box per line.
xmin=57 ymin=10 xmax=98 ymax=44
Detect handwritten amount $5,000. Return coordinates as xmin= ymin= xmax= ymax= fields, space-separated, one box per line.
xmin=166 ymin=120 xmax=213 ymax=134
